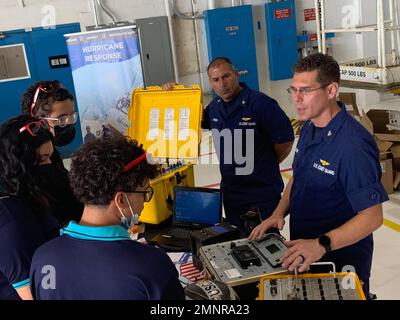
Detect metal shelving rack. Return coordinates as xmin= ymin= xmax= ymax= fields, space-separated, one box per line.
xmin=315 ymin=0 xmax=400 ymax=93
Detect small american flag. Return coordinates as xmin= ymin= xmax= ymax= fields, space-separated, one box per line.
xmin=180 ymin=262 xmax=207 ymax=282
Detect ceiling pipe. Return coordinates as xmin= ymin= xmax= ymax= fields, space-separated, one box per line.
xmin=97 ymin=0 xmax=117 ymax=25
xmin=208 ymin=0 xmax=216 ymax=10
xmin=168 ymin=0 xmax=204 ymax=20
xmin=191 ymin=0 xmax=205 ymax=90
xmin=91 ymin=0 xmax=100 ymax=27
xmin=164 ymin=0 xmax=179 ymax=83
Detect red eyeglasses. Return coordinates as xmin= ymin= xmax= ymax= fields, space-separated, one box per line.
xmin=29 ymin=84 xmax=54 ymax=116
xmin=122 ymin=152 xmax=147 ymax=173
xmin=19 ymin=119 xmax=50 ymax=136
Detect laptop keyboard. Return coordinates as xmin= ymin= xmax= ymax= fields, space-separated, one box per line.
xmin=168 ymin=227 xmax=192 ymax=239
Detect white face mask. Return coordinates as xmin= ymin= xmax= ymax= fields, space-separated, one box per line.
xmin=116 ymin=193 xmax=139 ymax=230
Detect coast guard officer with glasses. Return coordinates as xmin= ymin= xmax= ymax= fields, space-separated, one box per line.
xmin=250 ymin=53 xmax=387 ymax=298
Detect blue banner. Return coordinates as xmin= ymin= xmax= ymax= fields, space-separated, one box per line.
xmin=65 ymin=27 xmax=143 ymax=142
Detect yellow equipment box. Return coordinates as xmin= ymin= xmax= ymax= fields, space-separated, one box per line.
xmin=257 ymin=272 xmax=366 ymax=300
xmin=127 ymin=85 xmax=202 ymax=224
xmin=127 ymin=85 xmax=202 ymax=159
xmin=140 ymin=162 xmax=195 ymax=224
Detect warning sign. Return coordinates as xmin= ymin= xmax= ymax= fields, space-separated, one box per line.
xmin=309 ymin=34 xmax=318 ymax=41
xmin=274 ymin=8 xmax=291 ymax=20
xmin=304 ymin=8 xmax=316 ymax=21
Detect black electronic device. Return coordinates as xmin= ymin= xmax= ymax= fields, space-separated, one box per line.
xmin=230 ymin=242 xmax=262 ymax=269
xmin=256 ymin=233 xmax=287 ymax=268
xmin=239 ymin=207 xmax=261 ymax=237
xmin=150 ymin=186 xmax=222 ymax=252
xmin=190 ymin=222 xmax=240 ymax=270
xmin=318 ymin=235 xmax=332 ymax=253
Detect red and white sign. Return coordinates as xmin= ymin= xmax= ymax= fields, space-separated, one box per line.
xmin=309 ymin=34 xmax=318 ymax=41
xmin=274 ymin=8 xmax=291 ymax=20
xmin=304 ymin=8 xmax=316 ymax=21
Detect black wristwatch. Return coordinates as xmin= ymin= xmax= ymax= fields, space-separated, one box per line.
xmin=318 ymin=235 xmax=332 ymax=253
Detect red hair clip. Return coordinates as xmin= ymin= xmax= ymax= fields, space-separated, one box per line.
xmin=122 ymin=152 xmax=147 ymax=173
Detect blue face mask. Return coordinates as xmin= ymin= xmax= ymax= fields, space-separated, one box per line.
xmin=117 ymin=193 xmax=139 ymax=230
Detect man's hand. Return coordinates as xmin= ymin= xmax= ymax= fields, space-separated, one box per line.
xmin=161 ymin=82 xmax=177 ymax=91
xmin=280 ymin=239 xmax=326 ymax=273
xmin=248 ymin=215 xmax=285 ymax=240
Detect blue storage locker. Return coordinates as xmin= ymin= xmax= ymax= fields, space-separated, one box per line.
xmin=204 ymin=5 xmax=259 ymax=91
xmin=0 ymin=23 xmax=83 ymax=157
xmin=265 ymin=0 xmax=298 ymax=80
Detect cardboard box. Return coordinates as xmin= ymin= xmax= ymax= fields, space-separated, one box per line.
xmin=358 ymin=109 xmax=400 ymax=194
xmin=380 ymin=159 xmax=394 ymax=194
xmin=338 ymin=95 xmax=396 ymax=193
xmin=360 ymin=110 xmax=400 ymax=168
xmin=393 ymin=171 xmax=400 ymax=190
xmin=339 ymin=92 xmax=360 ymax=118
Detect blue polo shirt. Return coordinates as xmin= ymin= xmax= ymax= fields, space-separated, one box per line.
xmin=290 ymin=102 xmax=388 ymax=284
xmin=30 ymin=221 xmax=185 ymax=300
xmin=0 ymin=196 xmax=60 ymax=300
xmin=203 ymin=83 xmax=294 ymax=214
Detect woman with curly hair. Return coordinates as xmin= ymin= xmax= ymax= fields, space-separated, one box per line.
xmin=0 ymin=115 xmax=62 ymax=300
xmin=30 ymin=136 xmax=185 ymax=300
xmin=21 ymin=80 xmax=83 ymax=224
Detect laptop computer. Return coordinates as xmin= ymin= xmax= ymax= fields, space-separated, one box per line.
xmin=150 ymin=186 xmax=222 ymax=252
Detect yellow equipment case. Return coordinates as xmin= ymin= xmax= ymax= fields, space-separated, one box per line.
xmin=126 ymin=85 xmax=202 ymax=224
xmin=257 ymin=272 xmax=366 ymax=300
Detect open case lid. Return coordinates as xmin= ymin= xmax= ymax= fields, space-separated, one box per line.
xmin=127 ymin=85 xmax=203 ymax=159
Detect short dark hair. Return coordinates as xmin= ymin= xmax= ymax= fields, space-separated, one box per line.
xmin=0 ymin=114 xmax=53 ymax=200
xmin=21 ymin=80 xmax=74 ymax=117
xmin=207 ymin=57 xmax=237 ymax=73
xmin=293 ymin=53 xmax=340 ymax=85
xmin=69 ymin=136 xmax=159 ymax=206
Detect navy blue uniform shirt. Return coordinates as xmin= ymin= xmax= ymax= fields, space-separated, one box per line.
xmin=30 ymin=221 xmax=185 ymax=300
xmin=290 ymin=102 xmax=388 ymax=284
xmin=203 ymin=83 xmax=294 ymax=226
xmin=0 ymin=196 xmax=60 ymax=300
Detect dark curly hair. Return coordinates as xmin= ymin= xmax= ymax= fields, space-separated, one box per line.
xmin=0 ymin=115 xmax=54 ymax=212
xmin=293 ymin=53 xmax=340 ymax=86
xmin=21 ymin=80 xmax=74 ymax=117
xmin=69 ymin=136 xmax=159 ymax=206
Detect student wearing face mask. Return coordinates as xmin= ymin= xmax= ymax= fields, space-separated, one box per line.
xmin=21 ymin=80 xmax=83 ymax=224
xmin=0 ymin=115 xmax=62 ymax=300
xmin=29 ymin=136 xmax=185 ymax=300
xmin=21 ymin=80 xmax=78 ymax=153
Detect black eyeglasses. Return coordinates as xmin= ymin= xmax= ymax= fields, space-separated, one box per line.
xmin=130 ymin=186 xmax=154 ymax=202
xmin=287 ymin=83 xmax=331 ymax=96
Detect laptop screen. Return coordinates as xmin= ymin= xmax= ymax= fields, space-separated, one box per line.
xmin=173 ymin=187 xmax=222 ymax=225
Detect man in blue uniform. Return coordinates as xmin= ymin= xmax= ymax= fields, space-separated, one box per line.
xmin=164 ymin=57 xmax=294 ymax=230
xmin=30 ymin=136 xmax=184 ymax=300
xmin=250 ymin=53 xmax=387 ymax=297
